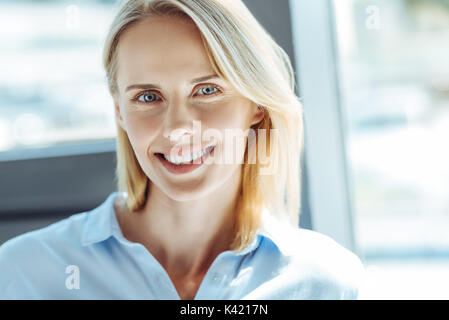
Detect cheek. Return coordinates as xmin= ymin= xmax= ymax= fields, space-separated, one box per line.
xmin=201 ymin=102 xmax=252 ymax=164
xmin=124 ymin=112 xmax=160 ymax=158
xmin=201 ymin=101 xmax=251 ymax=131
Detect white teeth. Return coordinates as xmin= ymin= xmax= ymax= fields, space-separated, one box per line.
xmin=163 ymin=147 xmax=211 ymax=165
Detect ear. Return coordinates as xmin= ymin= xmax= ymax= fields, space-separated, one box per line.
xmin=114 ymin=97 xmax=126 ymax=131
xmin=250 ymin=103 xmax=266 ymax=127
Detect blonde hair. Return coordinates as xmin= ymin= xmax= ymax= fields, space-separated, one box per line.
xmin=102 ymin=0 xmax=304 ymax=252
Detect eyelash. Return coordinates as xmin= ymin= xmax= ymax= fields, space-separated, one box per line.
xmin=131 ymin=84 xmax=222 ymax=104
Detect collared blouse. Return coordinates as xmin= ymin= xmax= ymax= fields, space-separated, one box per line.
xmin=0 ymin=192 xmax=365 ymax=299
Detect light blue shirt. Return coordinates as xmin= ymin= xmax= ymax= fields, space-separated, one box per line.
xmin=0 ymin=192 xmax=365 ymax=299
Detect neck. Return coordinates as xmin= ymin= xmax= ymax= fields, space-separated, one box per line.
xmin=116 ymin=165 xmax=243 ymax=279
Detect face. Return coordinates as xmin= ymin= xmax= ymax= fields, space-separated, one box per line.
xmin=113 ymin=16 xmax=264 ymax=202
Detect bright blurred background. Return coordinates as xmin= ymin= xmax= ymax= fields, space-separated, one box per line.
xmin=0 ymin=0 xmax=448 ymax=299
xmin=0 ymin=0 xmax=117 ymax=150
xmin=333 ymin=0 xmax=449 ymax=299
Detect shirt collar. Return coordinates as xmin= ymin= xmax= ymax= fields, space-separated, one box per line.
xmin=82 ymin=192 xmax=297 ymax=256
xmin=258 ymin=207 xmax=298 ymax=256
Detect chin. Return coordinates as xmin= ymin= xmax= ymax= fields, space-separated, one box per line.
xmin=160 ymin=184 xmax=214 ymax=202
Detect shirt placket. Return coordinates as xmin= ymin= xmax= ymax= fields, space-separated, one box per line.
xmin=192 ymin=252 xmax=238 ymax=300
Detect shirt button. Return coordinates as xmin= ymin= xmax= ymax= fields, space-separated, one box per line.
xmin=212 ymin=273 xmax=222 ymax=282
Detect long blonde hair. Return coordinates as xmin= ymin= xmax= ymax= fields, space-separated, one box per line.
xmin=102 ymin=0 xmax=304 ymax=252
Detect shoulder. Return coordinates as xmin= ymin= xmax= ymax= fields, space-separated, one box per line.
xmin=253 ymin=222 xmax=366 ymax=299
xmin=0 ymin=211 xmax=89 ymax=298
xmin=0 ymin=192 xmax=118 ymax=268
xmin=295 ymin=228 xmax=364 ymax=268
xmin=289 ymin=228 xmax=366 ymax=299
xmin=0 ymin=210 xmax=88 ymax=255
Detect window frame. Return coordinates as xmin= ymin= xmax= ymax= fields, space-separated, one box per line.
xmin=289 ymin=0 xmax=359 ymax=254
xmin=0 ymin=139 xmax=117 ymax=216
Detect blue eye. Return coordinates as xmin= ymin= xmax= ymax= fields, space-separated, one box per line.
xmin=197 ymin=85 xmax=219 ymax=96
xmin=137 ymin=92 xmax=160 ymax=103
xmin=133 ymin=85 xmax=221 ymax=104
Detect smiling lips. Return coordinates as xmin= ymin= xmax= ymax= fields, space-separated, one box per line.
xmin=157 ymin=145 xmax=214 ymax=165
xmin=155 ymin=145 xmax=215 ymax=175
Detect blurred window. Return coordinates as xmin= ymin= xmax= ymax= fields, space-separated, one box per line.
xmin=333 ymin=0 xmax=449 ymax=298
xmin=0 ymin=0 xmax=119 ymax=152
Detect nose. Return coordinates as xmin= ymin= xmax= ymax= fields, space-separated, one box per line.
xmin=162 ymin=99 xmax=197 ymax=144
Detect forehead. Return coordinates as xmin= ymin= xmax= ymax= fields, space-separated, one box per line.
xmin=116 ymin=16 xmax=214 ymax=90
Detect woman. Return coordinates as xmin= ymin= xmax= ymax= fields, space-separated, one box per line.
xmin=0 ymin=0 xmax=364 ymax=299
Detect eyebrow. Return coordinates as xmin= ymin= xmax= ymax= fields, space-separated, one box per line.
xmin=125 ymin=74 xmax=219 ymax=92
